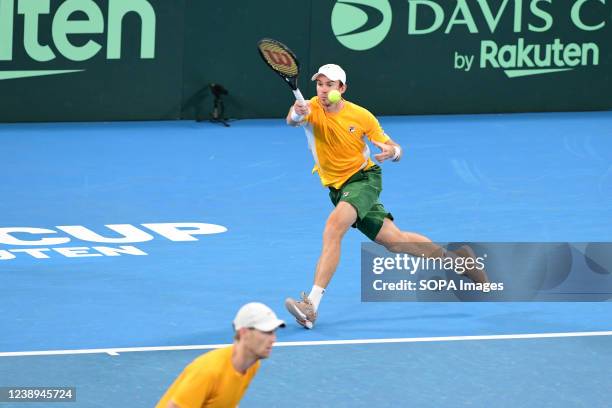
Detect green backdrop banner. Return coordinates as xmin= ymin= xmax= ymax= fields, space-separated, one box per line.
xmin=180 ymin=0 xmax=312 ymax=122
xmin=308 ymin=0 xmax=612 ymax=115
xmin=0 ymin=0 xmax=610 ymax=122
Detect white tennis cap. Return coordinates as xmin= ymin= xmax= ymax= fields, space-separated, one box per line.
xmin=311 ymin=64 xmax=347 ymax=84
xmin=233 ymin=302 xmax=285 ymax=331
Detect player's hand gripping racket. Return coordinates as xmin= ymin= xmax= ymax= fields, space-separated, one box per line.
xmin=257 ymin=38 xmax=305 ymax=103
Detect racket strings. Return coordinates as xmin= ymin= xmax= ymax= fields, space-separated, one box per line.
xmin=258 ymin=41 xmax=299 ymax=77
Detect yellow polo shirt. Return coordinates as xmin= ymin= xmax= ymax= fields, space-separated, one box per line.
xmin=303 ymin=96 xmax=390 ymax=188
xmin=156 ymin=346 xmax=259 ymax=408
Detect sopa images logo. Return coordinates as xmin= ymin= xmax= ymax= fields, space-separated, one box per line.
xmin=331 ymin=0 xmax=392 ymax=51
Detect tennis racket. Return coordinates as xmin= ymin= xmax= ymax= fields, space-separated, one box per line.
xmin=257 ymin=38 xmax=305 ymax=103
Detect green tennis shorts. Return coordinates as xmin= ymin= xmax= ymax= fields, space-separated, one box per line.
xmin=328 ymin=165 xmax=393 ymax=241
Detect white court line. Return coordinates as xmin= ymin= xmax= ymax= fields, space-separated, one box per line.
xmin=1 ymin=330 xmax=611 ymax=358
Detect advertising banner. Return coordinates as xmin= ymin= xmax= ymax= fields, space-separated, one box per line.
xmin=310 ymin=0 xmax=612 ymax=115
xmin=0 ymin=1 xmax=610 ymax=121
xmin=0 ymin=0 xmax=184 ymax=122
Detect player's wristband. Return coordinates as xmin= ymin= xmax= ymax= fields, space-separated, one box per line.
xmin=290 ymin=108 xmax=305 ymax=123
xmin=392 ymin=145 xmax=402 ymax=162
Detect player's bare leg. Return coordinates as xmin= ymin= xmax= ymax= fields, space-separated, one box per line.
xmin=285 ymin=202 xmax=357 ymax=328
xmin=314 ymin=201 xmax=357 ymax=287
xmin=375 ymin=218 xmax=489 ymax=283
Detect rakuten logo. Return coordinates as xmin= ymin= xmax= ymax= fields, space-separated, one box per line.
xmin=0 ymin=0 xmax=156 ymax=80
xmin=0 ymin=222 xmax=227 ymax=260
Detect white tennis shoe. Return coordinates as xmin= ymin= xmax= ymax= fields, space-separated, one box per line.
xmin=285 ymin=292 xmax=317 ymax=329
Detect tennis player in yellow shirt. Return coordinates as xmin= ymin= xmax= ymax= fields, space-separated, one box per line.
xmin=285 ymin=64 xmax=488 ymax=329
xmin=156 ymin=303 xmax=285 ymax=408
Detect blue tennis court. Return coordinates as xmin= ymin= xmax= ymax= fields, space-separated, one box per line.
xmin=1 ymin=111 xmax=611 ymax=407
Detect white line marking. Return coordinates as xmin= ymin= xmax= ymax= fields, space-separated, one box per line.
xmin=1 ymin=331 xmax=611 ymax=357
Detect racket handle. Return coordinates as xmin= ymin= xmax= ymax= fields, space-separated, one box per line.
xmin=293 ymin=89 xmax=305 ymax=102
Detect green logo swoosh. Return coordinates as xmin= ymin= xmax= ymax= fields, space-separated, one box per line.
xmin=0 ymin=70 xmax=84 ymax=81
xmin=331 ymin=0 xmax=392 ymax=51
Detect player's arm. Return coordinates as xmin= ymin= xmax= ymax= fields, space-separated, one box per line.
xmin=286 ymin=100 xmax=310 ymax=126
xmin=372 ymin=139 xmax=403 ymax=163
xmin=365 ymin=111 xmax=402 ymax=163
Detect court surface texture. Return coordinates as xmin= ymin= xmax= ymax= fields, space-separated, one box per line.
xmin=1 ymin=111 xmax=611 ymax=407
